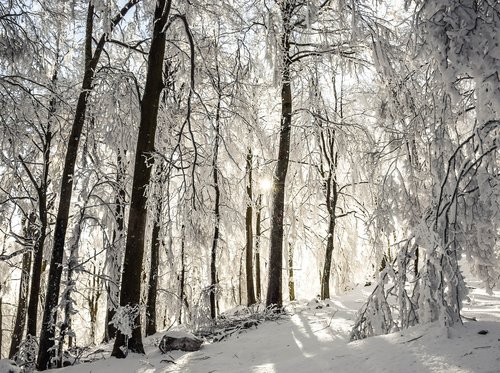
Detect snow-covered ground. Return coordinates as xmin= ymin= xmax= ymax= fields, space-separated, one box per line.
xmin=37 ymin=279 xmax=500 ymax=373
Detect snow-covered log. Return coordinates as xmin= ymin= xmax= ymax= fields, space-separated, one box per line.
xmin=159 ymin=331 xmax=203 ymax=353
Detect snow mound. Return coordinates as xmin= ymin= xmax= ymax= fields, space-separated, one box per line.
xmin=46 ymin=281 xmax=500 ymax=373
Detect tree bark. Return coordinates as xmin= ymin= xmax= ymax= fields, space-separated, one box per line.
xmin=245 ymin=148 xmax=256 ymax=306
xmin=87 ymin=262 xmax=101 ymax=345
xmin=26 ymin=59 xmax=55 ymax=344
xmin=145 ymin=194 xmax=162 ymax=336
xmin=104 ymin=150 xmax=126 ymax=342
xmin=178 ymin=224 xmax=186 ymax=324
xmin=210 ymin=76 xmax=222 ymax=319
xmin=111 ymin=0 xmax=171 ymax=358
xmin=288 ymin=242 xmax=295 ymax=301
xmin=320 ymin=151 xmax=338 ymax=299
xmin=266 ymin=2 xmax=292 ymax=308
xmin=9 ymin=250 xmax=31 ymax=358
xmin=255 ymin=194 xmax=262 ymax=301
xmin=320 ymin=208 xmax=336 ymax=299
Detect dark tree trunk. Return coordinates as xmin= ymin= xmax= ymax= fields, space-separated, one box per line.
xmin=288 ymin=242 xmax=295 ymax=301
xmin=238 ymin=250 xmax=244 ymax=305
xmin=9 ymin=250 xmax=31 ymax=358
xmin=56 ymin=265 xmax=74 ymax=368
xmin=104 ymin=150 xmax=126 ymax=342
xmin=111 ymin=0 xmax=171 ymax=358
xmin=414 ymin=246 xmax=419 ymax=277
xmin=255 ymin=195 xmax=262 ymax=301
xmin=37 ymin=5 xmax=97 ymax=367
xmin=37 ymin=2 xmax=138 ymax=369
xmin=26 ymin=157 xmax=49 ymax=367
xmin=320 ymin=149 xmax=338 ymax=299
xmin=26 ymin=192 xmax=48 ymax=340
xmin=26 ymin=219 xmax=46 ymax=339
xmin=245 ymin=148 xmax=256 ymax=306
xmin=88 ymin=262 xmax=101 ymax=345
xmin=210 ymin=79 xmax=222 ymax=320
xmin=26 ymin=62 xmax=55 ymax=344
xmin=57 ymin=206 xmax=86 ymax=368
xmin=146 ymin=196 xmax=162 ymax=336
xmin=178 ymin=224 xmax=186 ymax=324
xmin=266 ymin=3 xmax=292 ymax=308
xmin=321 ymin=209 xmax=336 ymax=299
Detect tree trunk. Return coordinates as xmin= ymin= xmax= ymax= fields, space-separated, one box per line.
xmin=321 ymin=213 xmax=336 ymax=299
xmin=288 ymin=242 xmax=295 ymax=301
xmin=27 ymin=154 xmax=49 ymax=366
xmin=37 ymin=5 xmax=96 ymax=368
xmin=178 ymin=224 xmax=186 ymax=324
xmin=210 ymin=81 xmax=222 ymax=320
xmin=111 ymin=0 xmax=171 ymax=358
xmin=9 ymin=250 xmax=31 ymax=358
xmin=245 ymin=148 xmax=256 ymax=306
xmin=37 ymin=2 xmax=138 ymax=368
xmin=238 ymin=250 xmax=244 ymax=305
xmin=145 ymin=196 xmax=162 ymax=336
xmin=104 ymin=150 xmax=126 ymax=342
xmin=414 ymin=246 xmax=419 ymax=277
xmin=56 ymin=265 xmax=75 ymax=368
xmin=266 ymin=3 xmax=292 ymax=308
xmin=255 ymin=194 xmax=262 ymax=302
xmin=88 ymin=262 xmax=101 ymax=345
xmin=26 ymin=60 xmax=55 ymax=344
xmin=321 ymin=172 xmax=337 ymax=300
xmin=57 ymin=206 xmax=86 ymax=368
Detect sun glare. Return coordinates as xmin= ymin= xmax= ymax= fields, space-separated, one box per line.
xmin=259 ymin=178 xmax=273 ymax=191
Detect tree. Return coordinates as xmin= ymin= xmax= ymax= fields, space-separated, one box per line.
xmin=255 ymin=194 xmax=264 ymax=301
xmin=351 ymin=0 xmax=500 ymax=340
xmin=265 ymin=0 xmax=294 ymax=308
xmin=37 ymin=1 xmax=140 ymax=369
xmin=8 ymin=215 xmax=34 ymax=359
xmin=111 ymin=0 xmax=196 ymax=357
xmin=245 ymin=148 xmax=257 ymax=306
xmin=0 ymin=4 xmax=60 ymax=363
xmin=103 ymin=150 xmax=127 ymax=342
xmin=145 ymin=163 xmax=165 ymax=336
xmin=265 ymin=0 xmax=355 ymax=307
xmin=209 ymin=64 xmax=222 ymax=319
xmin=310 ymin=68 xmax=364 ymax=300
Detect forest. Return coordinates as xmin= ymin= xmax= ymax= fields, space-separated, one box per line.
xmin=0 ymin=0 xmax=499 ymax=372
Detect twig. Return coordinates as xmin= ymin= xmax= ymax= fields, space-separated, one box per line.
xmin=313 ymin=310 xmax=338 ymax=333
xmin=401 ymin=335 xmax=423 ymax=343
xmin=161 ymin=358 xmax=177 ymax=364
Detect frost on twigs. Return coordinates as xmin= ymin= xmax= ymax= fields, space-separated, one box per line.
xmin=353 ymin=0 xmax=500 ymax=342
xmin=11 ymin=335 xmax=37 ymax=372
xmin=110 ymin=304 xmax=140 ymax=338
xmin=352 ymin=118 xmax=499 ymax=341
xmin=350 ymin=241 xmax=417 ymax=341
xmin=195 ymin=304 xmax=286 ymax=343
xmin=419 ymin=0 xmax=500 ymax=124
xmin=352 ymin=120 xmax=498 ymax=340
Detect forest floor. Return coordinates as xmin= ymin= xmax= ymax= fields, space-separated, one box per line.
xmin=43 ymin=278 xmax=500 ymax=373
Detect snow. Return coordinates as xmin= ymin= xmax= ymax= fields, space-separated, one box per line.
xmin=161 ymin=330 xmax=199 ymax=340
xmin=46 ymin=280 xmax=500 ymax=373
xmin=0 ymin=360 xmax=20 ymax=373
